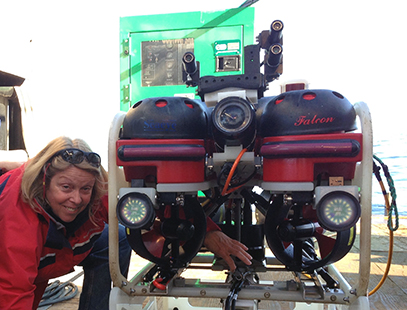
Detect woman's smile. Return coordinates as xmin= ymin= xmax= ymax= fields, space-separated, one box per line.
xmin=63 ymin=205 xmax=82 ymax=213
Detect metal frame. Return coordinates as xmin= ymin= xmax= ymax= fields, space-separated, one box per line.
xmin=108 ymin=101 xmax=373 ymax=310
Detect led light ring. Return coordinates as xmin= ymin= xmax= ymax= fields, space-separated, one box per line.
xmin=116 ymin=192 xmax=155 ymax=230
xmin=316 ymin=191 xmax=361 ymax=232
xmin=264 ymin=194 xmax=356 ymax=272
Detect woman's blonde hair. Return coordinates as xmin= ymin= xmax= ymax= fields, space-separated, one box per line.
xmin=21 ymin=136 xmax=108 ymax=224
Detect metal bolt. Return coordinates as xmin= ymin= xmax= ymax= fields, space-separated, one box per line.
xmin=200 ymin=290 xmax=206 ymax=296
xmin=124 ymin=40 xmax=129 ymax=55
xmin=122 ymin=281 xmax=128 ymax=287
xmin=141 ymin=288 xmax=148 ymax=294
xmin=264 ymin=292 xmax=271 ymax=298
xmin=330 ymin=295 xmax=337 ymax=302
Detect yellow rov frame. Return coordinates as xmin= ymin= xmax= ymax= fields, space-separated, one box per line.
xmin=107 ymin=101 xmax=373 ymax=310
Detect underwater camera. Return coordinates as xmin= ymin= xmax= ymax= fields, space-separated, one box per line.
xmin=108 ymin=19 xmax=373 ymax=309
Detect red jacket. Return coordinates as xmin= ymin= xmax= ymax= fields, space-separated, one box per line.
xmin=0 ymin=165 xmax=220 ymax=309
xmin=0 ymin=165 xmax=107 ymax=310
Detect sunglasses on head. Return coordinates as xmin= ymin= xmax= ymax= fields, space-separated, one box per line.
xmin=54 ymin=148 xmax=101 ymax=168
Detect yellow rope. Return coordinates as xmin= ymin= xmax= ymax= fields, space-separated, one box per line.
xmin=368 ymin=180 xmax=393 ymax=296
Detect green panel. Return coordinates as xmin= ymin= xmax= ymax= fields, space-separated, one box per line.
xmin=119 ymin=8 xmax=255 ymax=111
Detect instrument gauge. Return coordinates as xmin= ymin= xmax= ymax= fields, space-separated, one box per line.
xmin=214 ymin=97 xmax=253 ymax=133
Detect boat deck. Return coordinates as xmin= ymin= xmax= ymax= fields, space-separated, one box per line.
xmin=42 ymin=217 xmax=407 ymax=310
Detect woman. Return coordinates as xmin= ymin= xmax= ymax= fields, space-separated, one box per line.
xmin=0 ymin=136 xmax=251 ymax=310
xmin=0 ymin=137 xmax=118 ymax=309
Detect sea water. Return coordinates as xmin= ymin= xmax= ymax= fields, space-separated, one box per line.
xmin=372 ymin=131 xmax=407 ymax=216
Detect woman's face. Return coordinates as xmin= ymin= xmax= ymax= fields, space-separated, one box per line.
xmin=45 ymin=165 xmax=96 ymax=223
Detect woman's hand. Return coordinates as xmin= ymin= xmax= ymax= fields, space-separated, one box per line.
xmin=203 ymin=230 xmax=252 ymax=272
